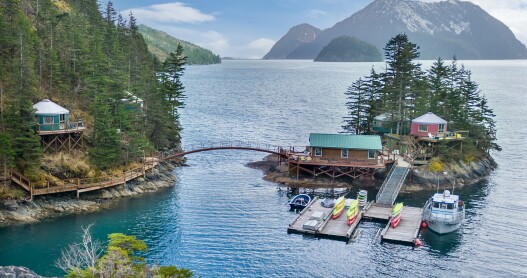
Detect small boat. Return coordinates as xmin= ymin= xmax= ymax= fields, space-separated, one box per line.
xmin=423 ymin=190 xmax=465 ymax=234
xmin=391 ymin=202 xmax=404 ymax=228
xmin=332 ymin=196 xmax=346 ymax=219
xmin=288 ymin=194 xmax=311 ymax=210
xmin=321 ymin=198 xmax=335 ymax=208
xmin=346 ymin=199 xmax=359 ymax=225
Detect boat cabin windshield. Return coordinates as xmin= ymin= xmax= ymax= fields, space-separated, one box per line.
xmin=432 ymin=202 xmax=455 ymax=210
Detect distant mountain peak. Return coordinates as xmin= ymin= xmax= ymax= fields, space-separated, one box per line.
xmin=263 ymin=23 xmax=320 ymax=59
xmin=265 ymin=0 xmax=527 ymax=60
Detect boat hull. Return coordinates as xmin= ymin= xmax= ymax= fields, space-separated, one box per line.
xmin=288 ymin=194 xmax=311 ymax=211
xmin=426 ymin=221 xmax=461 ymax=234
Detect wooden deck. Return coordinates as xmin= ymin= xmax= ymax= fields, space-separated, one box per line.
xmin=10 ymin=159 xmax=158 ymax=199
xmin=288 ymin=198 xmax=362 ymax=240
xmin=381 ymin=206 xmax=423 ymax=245
xmin=36 ymin=121 xmax=86 ymax=135
xmin=288 ymin=158 xmax=386 ymax=169
xmin=363 ymin=203 xmax=392 ymax=220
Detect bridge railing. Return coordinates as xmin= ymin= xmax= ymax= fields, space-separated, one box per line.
xmin=182 ymin=141 xmax=283 ymax=152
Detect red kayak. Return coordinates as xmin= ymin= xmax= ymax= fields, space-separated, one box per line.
xmin=347 ymin=212 xmax=358 ymax=226
xmin=391 ymin=214 xmax=401 ymax=228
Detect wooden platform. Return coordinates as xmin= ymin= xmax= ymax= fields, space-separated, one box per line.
xmin=363 ymin=203 xmax=392 ymax=220
xmin=288 ymin=198 xmax=362 ymax=240
xmin=381 ymin=206 xmax=423 ymax=245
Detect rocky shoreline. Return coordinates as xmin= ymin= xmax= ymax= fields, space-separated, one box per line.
xmin=247 ymin=154 xmax=497 ymax=192
xmin=0 ymin=162 xmax=180 ymax=226
xmin=0 ymin=266 xmax=43 ymax=278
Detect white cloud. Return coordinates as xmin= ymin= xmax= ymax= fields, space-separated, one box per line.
xmin=306 ymin=9 xmax=328 ymax=19
xmin=247 ymin=38 xmax=276 ymax=52
xmin=198 ymin=31 xmax=231 ymax=55
xmin=123 ymin=2 xmax=214 ymax=24
xmin=468 ymin=0 xmax=527 ymax=45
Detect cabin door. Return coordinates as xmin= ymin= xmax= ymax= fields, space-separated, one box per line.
xmin=59 ymin=114 xmax=66 ymax=129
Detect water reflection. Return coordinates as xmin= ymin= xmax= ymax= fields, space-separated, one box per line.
xmin=421 ymin=228 xmax=462 ymax=255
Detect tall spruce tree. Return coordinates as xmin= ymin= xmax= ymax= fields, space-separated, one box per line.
xmin=382 ymin=34 xmax=424 ymax=134
xmin=343 ymin=78 xmax=370 ymax=134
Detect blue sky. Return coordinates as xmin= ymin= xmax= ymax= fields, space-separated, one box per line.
xmin=110 ymin=0 xmax=527 ymax=59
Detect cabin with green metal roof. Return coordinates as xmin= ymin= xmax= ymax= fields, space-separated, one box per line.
xmin=308 ymin=133 xmax=382 ymax=164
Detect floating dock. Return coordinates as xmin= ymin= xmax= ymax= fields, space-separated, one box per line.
xmin=288 ymin=198 xmax=362 ymax=240
xmin=381 ymin=206 xmax=423 ymax=245
xmin=288 ymin=198 xmax=423 ymax=245
xmin=363 ymin=203 xmax=392 ymax=220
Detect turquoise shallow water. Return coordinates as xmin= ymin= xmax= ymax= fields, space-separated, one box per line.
xmin=0 ymin=60 xmax=526 ymax=277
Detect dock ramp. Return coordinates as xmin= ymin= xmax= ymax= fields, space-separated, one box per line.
xmin=376 ymin=163 xmax=410 ymax=206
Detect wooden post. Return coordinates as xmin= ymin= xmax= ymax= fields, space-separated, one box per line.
xmin=296 ymin=163 xmax=300 ymax=180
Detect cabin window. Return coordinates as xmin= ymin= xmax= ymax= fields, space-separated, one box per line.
xmin=314 ymin=148 xmax=322 ymax=156
xmin=433 ymin=202 xmax=440 ymax=208
xmin=341 ymin=149 xmax=348 ymax=158
xmin=43 ymin=116 xmax=54 ymax=124
xmin=418 ymin=125 xmax=428 ymax=132
xmin=368 ymin=150 xmax=375 ymax=159
xmin=447 ymin=203 xmax=454 ymax=209
xmin=438 ymin=124 xmax=445 ymax=132
xmin=440 ymin=203 xmax=448 ymax=209
xmin=59 ymin=114 xmax=66 ymax=123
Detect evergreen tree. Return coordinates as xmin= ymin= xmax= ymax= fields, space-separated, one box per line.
xmin=90 ymin=96 xmax=121 ymax=169
xmin=342 ymin=78 xmax=369 ymax=134
xmin=382 ymin=34 xmax=424 ymax=134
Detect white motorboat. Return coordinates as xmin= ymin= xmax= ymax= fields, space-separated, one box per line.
xmin=422 ymin=190 xmax=465 ymax=234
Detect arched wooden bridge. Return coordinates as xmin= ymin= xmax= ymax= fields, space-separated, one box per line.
xmin=162 ymin=141 xmax=290 ymax=160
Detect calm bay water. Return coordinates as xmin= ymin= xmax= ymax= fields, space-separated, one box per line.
xmin=1 ymin=60 xmax=526 ymax=277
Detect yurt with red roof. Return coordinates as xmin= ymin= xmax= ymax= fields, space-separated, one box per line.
xmin=410 ymin=112 xmax=447 ymax=138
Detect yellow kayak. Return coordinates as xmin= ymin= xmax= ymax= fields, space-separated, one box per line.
xmin=346 ymin=199 xmax=359 ymax=219
xmin=392 ymin=202 xmax=404 ymax=217
xmin=332 ymin=197 xmax=345 ymax=219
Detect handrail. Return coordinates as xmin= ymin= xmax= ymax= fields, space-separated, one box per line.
xmin=35 ymin=120 xmax=86 ymax=132
xmin=388 ymin=166 xmax=410 ymax=205
xmin=376 ymin=161 xmax=397 ymax=202
xmin=11 ymin=158 xmax=159 ymax=195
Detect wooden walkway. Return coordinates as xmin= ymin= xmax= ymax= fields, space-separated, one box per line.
xmin=288 ymin=198 xmax=362 ymax=240
xmin=10 ymin=159 xmax=158 ymax=199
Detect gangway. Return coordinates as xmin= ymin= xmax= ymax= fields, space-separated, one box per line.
xmin=375 ymin=161 xmax=410 ymax=206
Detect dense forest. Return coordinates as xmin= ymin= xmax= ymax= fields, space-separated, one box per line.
xmin=342 ymin=34 xmax=499 ymax=159
xmin=138 ymin=24 xmax=221 ymax=65
xmin=314 ymin=36 xmax=382 ymax=62
xmin=0 ymin=0 xmax=185 ymax=179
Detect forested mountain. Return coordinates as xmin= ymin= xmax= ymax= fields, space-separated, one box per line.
xmin=0 ymin=0 xmax=185 ymax=176
xmin=314 ymin=36 xmax=382 ymax=62
xmin=263 ymin=23 xmax=320 ymax=59
xmin=138 ymin=24 xmax=221 ymax=65
xmin=266 ymin=0 xmax=527 ymax=60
